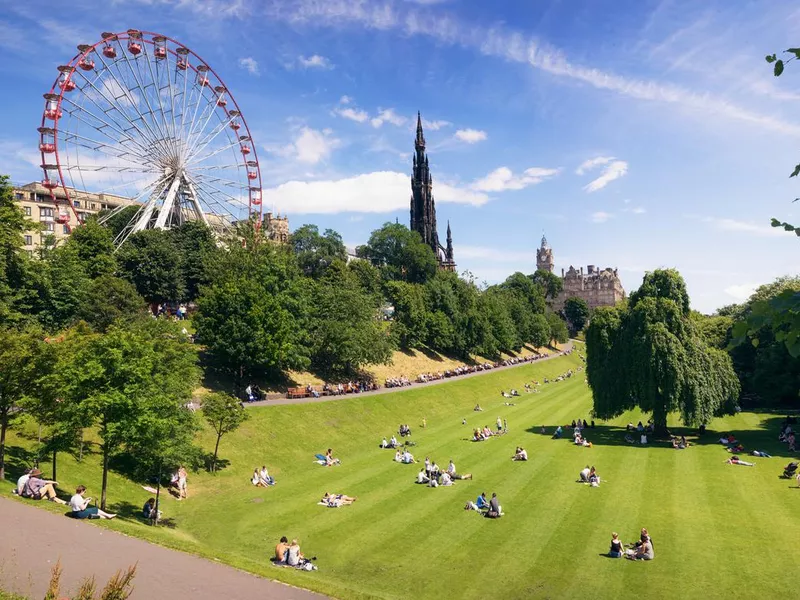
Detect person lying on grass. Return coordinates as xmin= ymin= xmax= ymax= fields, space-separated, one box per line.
xmin=725 ymin=456 xmax=755 ymax=466
xmin=69 ymin=485 xmax=116 ymax=519
xmin=446 ymin=460 xmax=472 ymax=479
xmin=321 ymin=492 xmax=357 ymax=507
xmin=750 ymin=450 xmax=771 ymax=458
xmin=512 ymin=447 xmax=528 ymax=461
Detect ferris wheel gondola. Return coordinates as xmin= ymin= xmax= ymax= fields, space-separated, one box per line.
xmin=38 ymin=29 xmax=263 ymax=245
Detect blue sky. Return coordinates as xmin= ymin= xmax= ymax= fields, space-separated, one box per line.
xmin=1 ymin=0 xmax=799 ymax=312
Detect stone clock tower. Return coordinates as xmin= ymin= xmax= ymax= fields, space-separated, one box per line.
xmin=536 ymin=234 xmax=554 ymax=273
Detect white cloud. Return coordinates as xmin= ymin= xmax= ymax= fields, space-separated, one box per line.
xmin=454 ymin=128 xmax=487 ymax=144
xmin=631 ymin=207 xmax=646 ymax=214
xmin=583 ymin=160 xmax=628 ymax=193
xmin=423 ymin=119 xmax=451 ymax=131
xmin=238 ymin=57 xmax=259 ymax=75
xmin=264 ymin=1 xmax=800 ymax=136
xmin=335 ymin=107 xmax=369 ymax=123
xmin=471 ymin=166 xmax=559 ymax=192
xmin=576 ymin=156 xmax=614 ymax=175
xmin=298 ymin=54 xmax=333 ymax=69
xmin=371 ymin=108 xmax=407 ymax=128
xmin=276 ymin=127 xmax=340 ymax=164
xmin=339 ymin=95 xmax=352 ymax=104
xmin=724 ymin=283 xmax=757 ymax=301
xmin=264 ymin=171 xmax=487 ymax=214
xmin=591 ymin=211 xmax=612 ymax=223
xmin=704 ymin=217 xmax=787 ymax=238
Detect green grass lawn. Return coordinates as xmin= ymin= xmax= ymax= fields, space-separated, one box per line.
xmin=4 ymin=345 xmax=799 ymax=599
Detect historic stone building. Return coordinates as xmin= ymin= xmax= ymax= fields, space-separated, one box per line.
xmin=263 ymin=211 xmax=289 ymax=244
xmin=410 ymin=113 xmax=455 ymax=271
xmin=536 ymin=235 xmax=625 ymax=310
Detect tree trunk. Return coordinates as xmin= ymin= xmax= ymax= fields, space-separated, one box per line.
xmin=0 ymin=415 xmax=7 ymax=481
xmin=52 ymin=449 xmax=57 ymax=482
xmin=101 ymin=441 xmax=109 ymax=511
xmin=652 ymin=394 xmax=669 ymax=438
xmin=153 ymin=461 xmax=162 ymax=526
xmin=78 ymin=429 xmax=84 ymax=462
xmin=212 ymin=431 xmax=221 ymax=473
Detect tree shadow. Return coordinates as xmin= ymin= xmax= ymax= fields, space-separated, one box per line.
xmin=107 ymin=499 xmax=178 ymax=528
xmin=3 ymin=445 xmax=37 ymax=481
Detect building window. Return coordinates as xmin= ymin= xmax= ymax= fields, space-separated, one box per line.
xmin=90 ymin=203 xmax=97 ymax=210
xmin=24 ymin=235 xmax=32 ymax=246
xmin=24 ymin=206 xmax=31 ymax=216
xmin=15 ymin=192 xmax=23 ymax=200
xmin=44 ymin=222 xmax=54 ymax=232
xmin=40 ymin=207 xmax=54 ymax=218
xmin=63 ymin=225 xmax=70 ymax=234
xmin=73 ymin=200 xmax=80 ymax=208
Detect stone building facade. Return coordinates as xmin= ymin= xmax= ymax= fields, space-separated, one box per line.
xmin=536 ymin=235 xmax=625 ymax=310
xmin=263 ymin=212 xmax=289 ymax=244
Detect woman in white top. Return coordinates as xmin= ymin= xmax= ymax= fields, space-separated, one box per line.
xmin=440 ymin=471 xmax=453 ymax=486
xmin=69 ymin=485 xmax=116 ymax=519
xmin=259 ymin=466 xmax=274 ymax=486
xmin=252 ymin=469 xmax=265 ymax=487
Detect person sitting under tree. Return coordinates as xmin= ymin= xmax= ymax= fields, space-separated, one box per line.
xmin=69 ymin=485 xmax=116 ymax=519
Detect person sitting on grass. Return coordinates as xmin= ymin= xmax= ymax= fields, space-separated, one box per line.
xmin=390 ymin=435 xmax=400 ymax=448
xmin=588 ymin=466 xmax=600 ymax=486
xmin=485 ymin=493 xmax=502 ymax=518
xmin=579 ymin=465 xmax=591 ymax=482
xmin=627 ymin=537 xmax=654 ymax=561
xmin=259 ymin=466 xmax=275 ymax=486
xmin=440 ymin=471 xmax=454 ymax=486
xmin=69 ymin=485 xmax=116 ymax=519
xmin=325 ymin=449 xmax=340 ymax=466
xmin=402 ymin=450 xmax=416 ymax=464
xmin=476 ymin=492 xmax=489 ymax=511
xmin=417 ymin=468 xmax=430 ymax=484
xmin=287 ymin=539 xmax=318 ymax=570
xmin=512 ymin=447 xmax=528 ymax=461
xmin=446 ymin=460 xmax=473 ymax=480
xmin=482 ymin=426 xmax=494 ymax=438
xmin=474 ymin=404 xmax=483 ymax=412
xmin=640 ymin=433 xmax=648 ymax=445
xmin=608 ymin=532 xmax=624 ymax=558
xmin=142 ymin=498 xmax=161 ymax=521
xmin=725 ymin=455 xmax=755 ymax=466
xmin=252 ymin=468 xmax=266 ymax=487
xmin=552 ymin=426 xmax=563 ymax=439
xmin=21 ymin=469 xmax=66 ymax=505
xmin=321 ymin=492 xmax=357 ymax=507
xmin=582 ymin=438 xmax=593 ymax=448
xmin=394 ymin=449 xmax=403 ymax=462
xmin=380 ymin=437 xmax=389 ymax=448
xmin=274 ymin=536 xmax=289 ymax=563
xmin=726 ymin=444 xmax=745 ymax=453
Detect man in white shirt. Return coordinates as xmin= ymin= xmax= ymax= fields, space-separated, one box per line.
xmin=579 ymin=466 xmax=591 ymax=482
xmin=16 ymin=470 xmax=30 ymax=495
xmin=440 ymin=471 xmax=453 ymax=486
xmin=402 ymin=450 xmax=415 ymax=464
xmin=447 ymin=460 xmax=456 ymax=475
xmin=416 ymin=469 xmax=429 ymax=484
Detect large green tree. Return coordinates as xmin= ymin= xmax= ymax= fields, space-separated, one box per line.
xmin=65 ymin=218 xmax=117 ymax=279
xmin=56 ymin=319 xmax=199 ymax=509
xmin=357 ymin=222 xmax=438 ymax=284
xmin=587 ymin=269 xmax=740 ymax=433
xmin=531 ymin=270 xmax=563 ymax=301
xmin=78 ymin=275 xmax=148 ymax=332
xmin=0 ymin=175 xmax=38 ymax=324
xmin=291 ymin=224 xmax=347 ymax=279
xmin=117 ymin=229 xmax=184 ymax=307
xmin=171 ymin=221 xmax=218 ymax=302
xmin=564 ymin=296 xmax=590 ymax=333
xmin=0 ymin=326 xmax=52 ymax=479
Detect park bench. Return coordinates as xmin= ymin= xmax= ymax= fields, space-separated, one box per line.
xmin=287 ymin=387 xmax=309 ymax=399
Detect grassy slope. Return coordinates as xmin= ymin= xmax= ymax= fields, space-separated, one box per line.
xmin=4 ymin=345 xmax=799 ymax=600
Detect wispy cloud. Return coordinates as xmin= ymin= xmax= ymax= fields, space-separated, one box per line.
xmin=699 ymin=216 xmax=788 ymax=237
xmin=471 ymin=166 xmax=559 ymax=192
xmin=423 ymin=118 xmax=451 ymax=131
xmin=371 ymin=108 xmax=407 ymax=128
xmin=583 ymin=160 xmax=628 ymax=193
xmin=454 ymin=128 xmax=487 ymax=144
xmin=576 ymin=156 xmax=614 ymax=175
xmin=296 ymin=54 xmax=334 ymax=69
xmin=591 ymin=211 xmax=612 ymax=223
xmin=265 ymin=127 xmax=341 ymax=165
xmin=263 ymin=0 xmax=800 ymax=136
xmin=238 ymin=57 xmax=259 ymax=75
xmin=724 ymin=283 xmax=757 ymax=301
xmin=335 ymin=107 xmax=370 ymax=123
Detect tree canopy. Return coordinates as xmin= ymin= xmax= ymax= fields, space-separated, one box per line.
xmin=564 ymin=296 xmax=590 ymax=333
xmin=586 ymin=269 xmax=740 ymax=433
xmin=357 ymin=222 xmax=438 ymax=284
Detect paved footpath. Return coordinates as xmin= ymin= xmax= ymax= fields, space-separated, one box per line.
xmin=256 ymin=341 xmax=574 ymax=407
xmin=0 ymin=497 xmax=326 ymax=600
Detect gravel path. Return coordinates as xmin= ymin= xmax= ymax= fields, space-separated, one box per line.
xmin=0 ymin=497 xmax=326 ymax=600
xmin=252 ymin=341 xmax=574 ymax=407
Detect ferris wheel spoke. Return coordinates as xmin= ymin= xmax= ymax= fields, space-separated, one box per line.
xmin=184 ymin=87 xmax=223 ymax=160
xmin=185 ymin=114 xmax=237 ymax=164
xmin=136 ymin=42 xmax=180 ymax=160
xmin=61 ymin=164 xmax=159 ymax=174
xmin=190 ymin=163 xmax=244 ymax=172
xmin=60 ymin=98 xmax=151 ymax=159
xmin=73 ymin=64 xmax=164 ymax=157
xmin=191 ymin=172 xmax=249 ymax=191
xmin=191 ymin=184 xmax=240 ymax=226
xmin=189 ymin=174 xmax=249 ymax=206
xmin=99 ymin=175 xmax=170 ymax=225
xmin=184 ymin=136 xmax=242 ymax=167
xmin=61 ymin=130 xmax=151 ymax=164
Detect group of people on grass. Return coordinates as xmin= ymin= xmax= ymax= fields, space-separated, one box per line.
xmin=608 ymin=528 xmax=654 ymax=561
xmin=579 ymin=465 xmax=601 ymax=486
xmin=464 ymin=492 xmax=503 ymax=518
xmin=779 ymin=417 xmax=796 ymax=452
xmin=416 ymin=458 xmax=472 ymax=486
xmin=320 ymin=492 xmax=357 ymax=507
xmin=394 ymin=448 xmax=417 ymax=464
xmin=316 ymin=449 xmax=341 ymax=466
xmin=274 ymin=536 xmax=318 ymax=570
xmin=251 ymin=466 xmax=276 ymax=487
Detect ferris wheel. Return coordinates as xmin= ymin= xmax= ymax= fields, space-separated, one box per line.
xmin=38 ymin=29 xmax=262 ymax=246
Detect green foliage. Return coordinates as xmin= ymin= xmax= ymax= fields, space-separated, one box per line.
xmin=0 ymin=176 xmax=39 ymax=325
xmin=385 ymin=280 xmax=428 ymax=349
xmin=202 ymin=392 xmax=248 ymax=472
xmin=100 ymin=205 xmax=141 ymax=241
xmin=65 ymin=218 xmax=117 ymax=279
xmin=0 ymin=325 xmax=52 ymax=479
xmin=530 ymin=269 xmax=563 ymax=300
xmin=546 ymin=311 xmax=569 ymax=344
xmin=629 ymin=268 xmax=690 ymax=316
xmin=564 ymin=296 xmax=590 ymax=332
xmin=78 ymin=275 xmax=148 ymax=332
xmin=291 ymin=224 xmax=347 ymax=279
xmin=54 ymin=319 xmax=200 ymax=508
xmin=692 ymin=312 xmax=734 ymax=350
xmin=358 ymin=222 xmax=438 ymax=284
xmin=170 ymin=221 xmax=218 ymax=302
xmin=587 ymin=269 xmax=739 ymax=431
xmin=117 ymin=229 xmax=184 ymax=306
xmin=195 ymin=242 xmax=310 ymax=382
xmin=34 ymin=246 xmax=92 ymax=331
